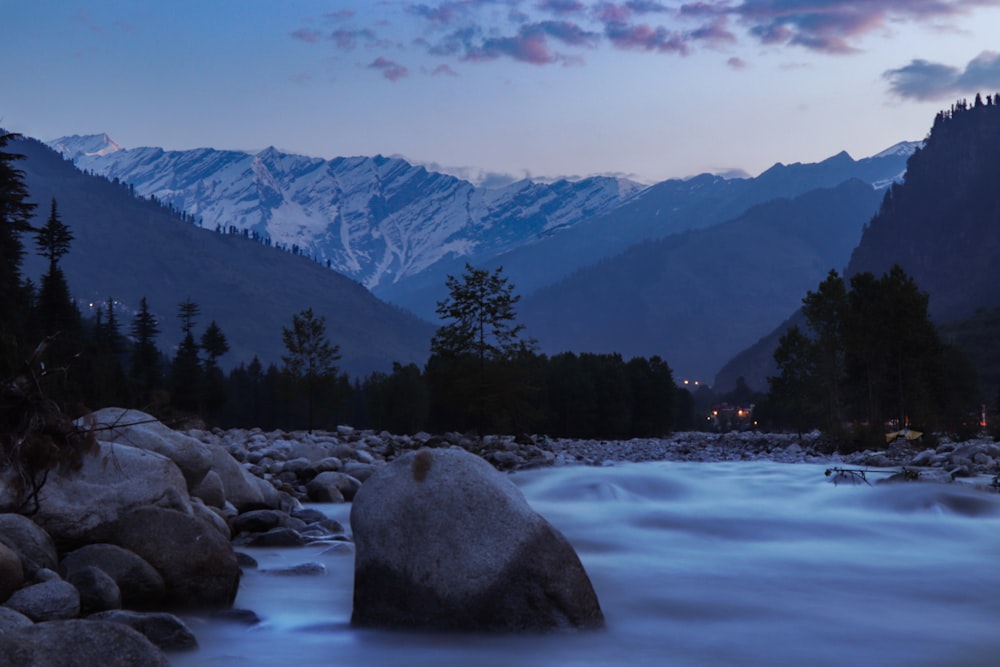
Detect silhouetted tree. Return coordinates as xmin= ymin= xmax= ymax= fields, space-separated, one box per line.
xmin=0 ymin=131 xmax=37 ymax=375
xmin=282 ymin=307 xmax=341 ymax=432
xmin=129 ymin=297 xmax=162 ymax=406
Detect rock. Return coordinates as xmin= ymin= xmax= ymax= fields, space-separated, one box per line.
xmin=0 ymin=607 xmax=32 ymax=635
xmin=306 ymin=471 xmax=361 ymax=502
xmin=190 ymin=497 xmax=231 ymax=540
xmin=191 ymin=470 xmax=226 ymax=508
xmin=66 ymin=566 xmax=121 ymax=613
xmin=232 ymin=509 xmax=287 ymax=534
xmin=111 ymin=507 xmax=240 ymax=609
xmin=290 ymin=508 xmax=327 ymax=523
xmin=5 ymin=440 xmax=191 ymax=550
xmin=0 ymin=543 xmax=24 ymax=604
xmin=247 ymin=527 xmax=306 ymax=547
xmin=89 ymin=610 xmax=198 ymax=651
xmin=83 ymin=408 xmax=212 ymax=489
xmin=0 ymin=514 xmax=58 ymax=577
xmin=350 ymin=448 xmax=604 ymax=632
xmin=3 ymin=579 xmax=80 ymax=621
xmin=313 ymin=456 xmax=343 ymax=473
xmin=343 ymin=461 xmax=377 ymax=482
xmin=59 ymin=544 xmax=166 ymax=610
xmin=0 ymin=619 xmax=169 ymax=666
xmin=235 ymin=552 xmax=258 ymax=569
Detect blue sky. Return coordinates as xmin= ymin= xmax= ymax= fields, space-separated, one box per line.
xmin=3 ymin=0 xmax=1000 ymax=185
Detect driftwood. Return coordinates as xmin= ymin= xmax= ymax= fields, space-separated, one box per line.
xmin=824 ymin=467 xmax=920 ymax=486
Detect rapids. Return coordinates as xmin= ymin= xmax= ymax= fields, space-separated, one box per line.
xmin=173 ymin=461 xmax=1000 ymax=666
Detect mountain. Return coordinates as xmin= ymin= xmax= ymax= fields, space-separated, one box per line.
xmin=48 ymin=134 xmax=644 ymax=296
xmin=377 ymin=143 xmax=918 ymax=319
xmin=715 ymin=95 xmax=1000 ymax=393
xmin=518 ymin=179 xmax=884 ymax=382
xmin=16 ymin=136 xmax=435 ymax=377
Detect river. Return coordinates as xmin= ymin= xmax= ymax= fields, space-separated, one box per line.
xmin=173 ymin=461 xmax=1000 ymax=666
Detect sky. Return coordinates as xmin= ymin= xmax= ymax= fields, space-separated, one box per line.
xmin=3 ymin=0 xmax=1000 ymax=185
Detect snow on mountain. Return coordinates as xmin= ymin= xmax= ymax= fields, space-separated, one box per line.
xmin=869 ymin=140 xmax=922 ymax=160
xmin=49 ymin=135 xmax=645 ymax=292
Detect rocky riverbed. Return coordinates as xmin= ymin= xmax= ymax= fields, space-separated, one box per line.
xmin=185 ymin=425 xmax=1000 ymax=501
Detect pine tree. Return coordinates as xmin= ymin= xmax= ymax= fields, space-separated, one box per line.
xmin=129 ymin=297 xmax=162 ymax=406
xmin=281 ymin=307 xmax=341 ymax=432
xmin=0 ymin=131 xmax=37 ymax=375
xmin=200 ymin=320 xmax=230 ymax=414
xmin=33 ymin=198 xmax=80 ymax=341
xmin=170 ymin=299 xmax=203 ymax=413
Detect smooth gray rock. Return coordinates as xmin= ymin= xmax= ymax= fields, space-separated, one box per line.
xmin=3 ymin=440 xmax=191 ymax=550
xmin=84 ymin=408 xmax=212 ymax=489
xmin=60 ymin=544 xmax=165 ymax=610
xmin=350 ymin=448 xmax=604 ymax=631
xmin=111 ymin=507 xmax=240 ymax=609
xmin=0 ymin=619 xmax=169 ymax=666
xmin=0 ymin=514 xmax=58 ymax=577
xmin=89 ymin=609 xmax=198 ymax=651
xmin=66 ymin=565 xmax=121 ymax=613
xmin=3 ymin=579 xmax=80 ymax=621
xmin=0 ymin=543 xmax=24 ymax=604
xmin=0 ymin=607 xmax=31 ymax=635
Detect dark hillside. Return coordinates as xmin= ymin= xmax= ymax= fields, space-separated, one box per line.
xmin=16 ymin=137 xmax=434 ymax=376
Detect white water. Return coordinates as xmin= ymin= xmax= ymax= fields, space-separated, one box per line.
xmin=173 ymin=461 xmax=1000 ymax=666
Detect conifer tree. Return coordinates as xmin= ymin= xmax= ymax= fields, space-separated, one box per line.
xmin=282 ymin=307 xmax=340 ymax=432
xmin=33 ymin=198 xmax=80 ymax=340
xmin=0 ymin=131 xmax=37 ymax=375
xmin=170 ymin=299 xmax=203 ymax=413
xmin=129 ymin=297 xmax=162 ymax=405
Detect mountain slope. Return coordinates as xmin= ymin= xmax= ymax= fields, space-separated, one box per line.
xmin=715 ymin=96 xmax=1000 ymax=392
xmin=519 ymin=179 xmax=884 ymax=382
xmin=17 ymin=137 xmax=435 ymax=376
xmin=49 ymin=134 xmax=643 ymax=294
xmin=379 ymin=145 xmax=917 ymax=319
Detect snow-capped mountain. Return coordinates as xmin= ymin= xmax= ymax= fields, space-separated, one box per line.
xmin=48 ymin=134 xmax=645 ymax=291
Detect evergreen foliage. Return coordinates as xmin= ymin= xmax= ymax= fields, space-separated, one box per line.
xmin=281 ymin=307 xmax=342 ymax=432
xmin=0 ymin=131 xmax=37 ymax=375
xmin=129 ymin=297 xmax=162 ymax=406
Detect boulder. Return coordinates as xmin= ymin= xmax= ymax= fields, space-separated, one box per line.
xmin=191 ymin=470 xmax=226 ymax=508
xmin=3 ymin=578 xmax=79 ymax=621
xmin=59 ymin=544 xmax=165 ymax=610
xmin=307 ymin=471 xmax=362 ymax=502
xmin=0 ymin=513 xmax=58 ymax=577
xmin=66 ymin=566 xmax=121 ymax=614
xmin=0 ymin=619 xmax=169 ymax=666
xmin=83 ymin=408 xmax=212 ymax=489
xmin=0 ymin=543 xmax=24 ymax=604
xmin=204 ymin=442 xmax=283 ymax=512
xmin=111 ymin=507 xmax=240 ymax=609
xmin=350 ymin=448 xmax=604 ymax=631
xmin=190 ymin=498 xmax=231 ymax=540
xmin=232 ymin=509 xmax=287 ymax=534
xmin=7 ymin=441 xmax=191 ymax=550
xmin=89 ymin=610 xmax=198 ymax=651
xmin=0 ymin=607 xmax=31 ymax=635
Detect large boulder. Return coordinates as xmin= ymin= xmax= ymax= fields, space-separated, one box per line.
xmin=111 ymin=507 xmax=240 ymax=609
xmin=0 ymin=619 xmax=169 ymax=666
xmin=0 ymin=513 xmax=58 ymax=577
xmin=5 ymin=441 xmax=191 ymax=550
xmin=307 ymin=471 xmax=361 ymax=502
xmin=83 ymin=408 xmax=212 ymax=489
xmin=3 ymin=578 xmax=80 ymax=621
xmin=203 ymin=442 xmax=281 ymax=511
xmin=60 ymin=544 xmax=166 ymax=610
xmin=0 ymin=543 xmax=24 ymax=604
xmin=350 ymin=448 xmax=604 ymax=631
xmin=89 ymin=609 xmax=198 ymax=651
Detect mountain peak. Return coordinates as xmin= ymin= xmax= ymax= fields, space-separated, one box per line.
xmin=868 ymin=140 xmax=921 ymax=160
xmin=50 ymin=133 xmax=122 ymax=160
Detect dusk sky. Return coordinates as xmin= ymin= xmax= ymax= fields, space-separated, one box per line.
xmin=3 ymin=0 xmax=1000 ymax=185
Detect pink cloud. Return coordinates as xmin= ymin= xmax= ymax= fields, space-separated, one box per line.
xmin=431 ymin=63 xmax=460 ymax=76
xmin=726 ymin=55 xmax=747 ymax=69
xmin=291 ymin=28 xmax=321 ymax=44
xmin=368 ymin=56 xmax=410 ymax=81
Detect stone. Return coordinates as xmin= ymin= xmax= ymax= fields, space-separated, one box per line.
xmin=259 ymin=562 xmax=326 ymax=576
xmin=0 ymin=542 xmax=25 ymax=604
xmin=232 ymin=509 xmax=287 ymax=534
xmin=343 ymin=461 xmax=376 ymax=482
xmin=0 ymin=619 xmax=169 ymax=666
xmin=0 ymin=607 xmax=32 ymax=635
xmin=89 ymin=609 xmax=198 ymax=651
xmin=351 ymin=448 xmax=604 ymax=632
xmin=59 ymin=544 xmax=166 ymax=610
xmin=191 ymin=497 xmax=231 ymax=540
xmin=111 ymin=507 xmax=240 ymax=609
xmin=66 ymin=565 xmax=121 ymax=613
xmin=306 ymin=470 xmax=361 ymax=502
xmin=4 ymin=440 xmax=191 ymax=550
xmin=0 ymin=513 xmax=58 ymax=577
xmin=3 ymin=579 xmax=80 ymax=621
xmin=191 ymin=470 xmax=226 ymax=508
xmin=247 ymin=527 xmax=306 ymax=547
xmin=83 ymin=408 xmax=213 ymax=489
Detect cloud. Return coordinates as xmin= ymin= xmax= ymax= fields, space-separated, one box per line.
xmin=330 ymin=28 xmax=379 ymax=50
xmin=727 ymin=55 xmax=747 ymax=69
xmin=292 ymin=28 xmax=322 ymax=44
xmin=462 ymin=21 xmax=601 ymax=64
xmin=605 ymin=22 xmax=689 ymax=54
xmin=537 ymin=0 xmax=587 ymax=15
xmin=884 ymin=50 xmax=1000 ymax=100
xmin=431 ymin=63 xmax=460 ymax=76
xmin=731 ymin=0 xmax=994 ymax=55
xmin=368 ymin=56 xmax=410 ymax=81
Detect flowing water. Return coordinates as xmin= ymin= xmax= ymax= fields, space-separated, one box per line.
xmin=173 ymin=461 xmax=1000 ymax=666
